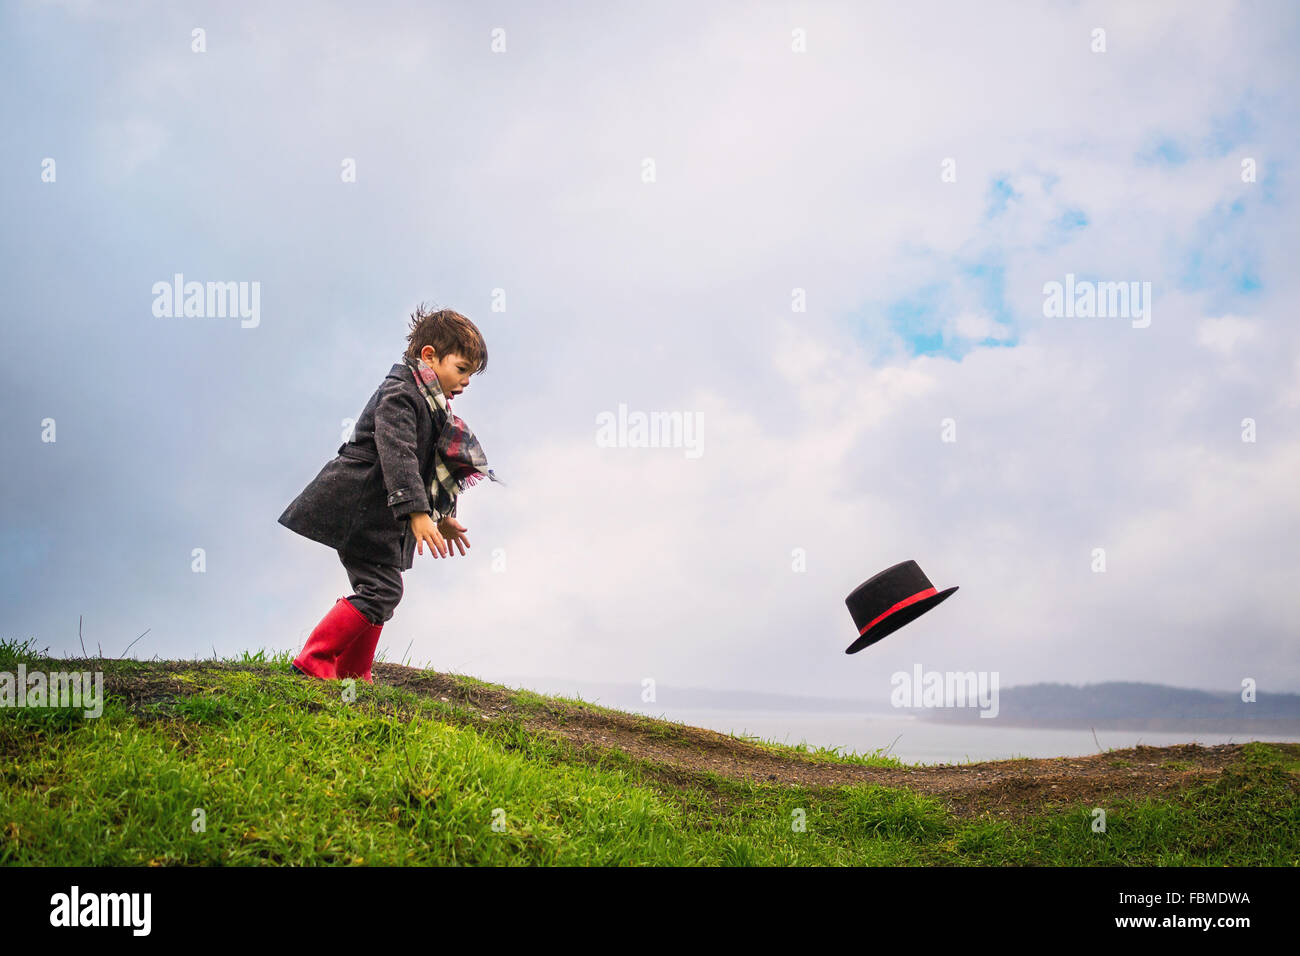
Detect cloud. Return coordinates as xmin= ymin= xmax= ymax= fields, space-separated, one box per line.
xmin=948 ymin=311 xmax=1014 ymax=342
xmin=2 ymin=0 xmax=1298 ymax=700
xmin=1195 ymin=314 xmax=1258 ymax=354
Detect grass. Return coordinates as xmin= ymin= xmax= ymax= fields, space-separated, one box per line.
xmin=1 ymin=638 xmax=1297 ymax=866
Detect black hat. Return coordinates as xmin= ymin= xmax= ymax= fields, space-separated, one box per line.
xmin=844 ymin=560 xmax=958 ymax=654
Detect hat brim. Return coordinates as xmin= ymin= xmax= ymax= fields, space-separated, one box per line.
xmin=844 ymin=586 xmax=958 ymax=654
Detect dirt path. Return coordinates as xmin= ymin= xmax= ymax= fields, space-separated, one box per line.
xmin=94 ymin=661 xmax=1297 ymax=822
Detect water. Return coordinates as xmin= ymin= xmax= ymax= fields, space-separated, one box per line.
xmin=632 ymin=708 xmax=1300 ymax=766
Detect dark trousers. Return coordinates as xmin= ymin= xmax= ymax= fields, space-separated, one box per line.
xmin=338 ymin=551 xmax=404 ymax=625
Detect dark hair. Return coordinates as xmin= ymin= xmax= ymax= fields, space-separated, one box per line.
xmin=403 ymin=302 xmax=488 ymax=373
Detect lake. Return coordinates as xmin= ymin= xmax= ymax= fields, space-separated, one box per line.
xmin=624 ymin=707 xmax=1300 ymax=765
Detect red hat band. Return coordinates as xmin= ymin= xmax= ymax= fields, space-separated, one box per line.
xmin=857 ymin=586 xmax=937 ymax=636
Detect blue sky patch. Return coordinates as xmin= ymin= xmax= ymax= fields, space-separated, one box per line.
xmin=1177 ymin=197 xmax=1262 ymax=298
xmin=1137 ymin=137 xmax=1190 ymax=166
xmin=985 ymin=177 xmax=1018 ymax=218
xmin=1205 ymin=107 xmax=1258 ymax=156
xmin=867 ymin=264 xmax=1022 ymax=361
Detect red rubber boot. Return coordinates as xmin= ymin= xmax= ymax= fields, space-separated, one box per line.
xmin=336 ymin=619 xmax=382 ymax=683
xmin=292 ymin=598 xmax=371 ymax=680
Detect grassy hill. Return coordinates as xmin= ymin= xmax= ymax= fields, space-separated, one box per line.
xmin=2 ymin=638 xmax=1297 ymax=866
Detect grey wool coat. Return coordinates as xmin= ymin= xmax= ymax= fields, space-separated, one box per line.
xmin=278 ymin=361 xmax=454 ymax=571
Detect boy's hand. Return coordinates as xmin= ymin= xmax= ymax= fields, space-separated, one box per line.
xmin=409 ymin=511 xmax=449 ymax=558
xmin=436 ymin=515 xmax=471 ymax=556
xmin=408 ymin=512 xmax=470 ymax=558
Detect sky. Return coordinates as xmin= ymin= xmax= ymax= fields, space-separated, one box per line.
xmin=2 ymin=0 xmax=1298 ymax=708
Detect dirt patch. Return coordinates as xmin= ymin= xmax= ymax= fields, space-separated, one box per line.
xmin=79 ymin=660 xmax=263 ymax=716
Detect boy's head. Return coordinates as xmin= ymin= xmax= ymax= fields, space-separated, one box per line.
xmin=404 ymin=303 xmax=488 ymax=399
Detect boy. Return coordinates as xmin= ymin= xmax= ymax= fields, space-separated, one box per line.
xmin=278 ymin=304 xmax=500 ymax=682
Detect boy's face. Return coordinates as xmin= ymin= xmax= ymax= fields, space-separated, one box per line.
xmin=419 ymin=345 xmax=474 ymax=400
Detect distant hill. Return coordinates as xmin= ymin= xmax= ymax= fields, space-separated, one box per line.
xmin=492 ymin=676 xmax=1300 ymax=732
xmin=916 ymin=681 xmax=1300 ymax=732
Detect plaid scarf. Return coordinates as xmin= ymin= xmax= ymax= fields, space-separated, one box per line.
xmin=403 ymin=354 xmax=502 ymax=520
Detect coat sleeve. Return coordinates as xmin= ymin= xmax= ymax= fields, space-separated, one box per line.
xmin=373 ymin=378 xmax=432 ymax=521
